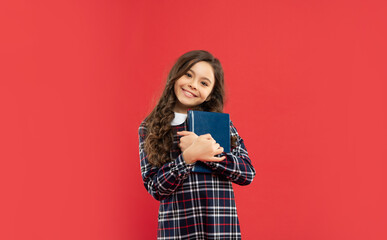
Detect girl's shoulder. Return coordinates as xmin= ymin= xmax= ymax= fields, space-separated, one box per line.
xmin=229 ymin=119 xmax=237 ymax=130
xmin=229 ymin=119 xmax=242 ymax=138
xmin=138 ymin=120 xmax=148 ymax=135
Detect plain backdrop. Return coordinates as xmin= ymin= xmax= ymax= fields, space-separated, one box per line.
xmin=1 ymin=0 xmax=386 ymax=239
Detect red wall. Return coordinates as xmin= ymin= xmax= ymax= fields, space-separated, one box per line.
xmin=1 ymin=0 xmax=386 ymax=239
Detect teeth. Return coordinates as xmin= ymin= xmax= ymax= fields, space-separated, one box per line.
xmin=183 ymin=89 xmax=195 ymax=97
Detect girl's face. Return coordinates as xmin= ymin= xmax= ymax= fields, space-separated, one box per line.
xmin=173 ymin=61 xmax=215 ymax=113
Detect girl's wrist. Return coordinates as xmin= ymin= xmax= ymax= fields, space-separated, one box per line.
xmin=182 ymin=149 xmax=197 ymax=164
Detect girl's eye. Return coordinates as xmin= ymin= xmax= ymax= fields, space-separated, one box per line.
xmin=201 ymin=81 xmax=208 ymax=87
xmin=186 ymin=73 xmax=192 ymax=78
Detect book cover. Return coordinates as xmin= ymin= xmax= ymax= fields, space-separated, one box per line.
xmin=187 ymin=110 xmax=230 ymax=173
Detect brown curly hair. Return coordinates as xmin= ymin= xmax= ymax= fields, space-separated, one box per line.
xmin=144 ymin=50 xmax=235 ymax=167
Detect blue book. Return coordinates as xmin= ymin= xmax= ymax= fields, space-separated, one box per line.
xmin=187 ymin=110 xmax=230 ymax=173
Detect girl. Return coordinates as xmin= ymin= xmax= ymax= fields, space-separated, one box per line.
xmin=138 ymin=50 xmax=256 ymax=239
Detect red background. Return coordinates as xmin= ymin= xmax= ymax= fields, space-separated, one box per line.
xmin=1 ymin=0 xmax=386 ymax=239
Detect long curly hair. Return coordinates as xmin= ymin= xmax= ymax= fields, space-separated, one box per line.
xmin=144 ymin=50 xmax=232 ymax=167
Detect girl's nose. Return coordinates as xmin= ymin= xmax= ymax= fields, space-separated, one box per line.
xmin=188 ymin=79 xmax=198 ymax=89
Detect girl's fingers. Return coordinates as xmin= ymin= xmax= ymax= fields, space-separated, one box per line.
xmin=214 ymin=147 xmax=224 ymax=155
xmin=177 ymin=131 xmax=192 ymax=135
xmin=209 ymin=156 xmax=226 ymax=162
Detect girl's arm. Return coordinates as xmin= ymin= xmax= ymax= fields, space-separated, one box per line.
xmin=204 ymin=121 xmax=256 ymax=186
xmin=138 ymin=122 xmax=194 ymax=201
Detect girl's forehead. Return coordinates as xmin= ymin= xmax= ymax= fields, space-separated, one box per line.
xmin=189 ymin=61 xmax=214 ymax=79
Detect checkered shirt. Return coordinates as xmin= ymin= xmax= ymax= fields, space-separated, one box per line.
xmin=138 ymin=119 xmax=256 ymax=240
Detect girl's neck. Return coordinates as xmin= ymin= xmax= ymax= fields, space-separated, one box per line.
xmin=173 ymin=104 xmax=189 ymax=114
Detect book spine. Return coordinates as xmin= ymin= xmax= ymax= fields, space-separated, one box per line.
xmin=188 ymin=111 xmax=194 ymax=132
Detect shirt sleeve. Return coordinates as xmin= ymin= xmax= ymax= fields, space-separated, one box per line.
xmin=138 ymin=122 xmax=194 ymax=201
xmin=204 ymin=120 xmax=256 ymax=186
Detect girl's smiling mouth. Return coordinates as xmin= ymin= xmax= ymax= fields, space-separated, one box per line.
xmin=182 ymin=88 xmax=197 ymax=97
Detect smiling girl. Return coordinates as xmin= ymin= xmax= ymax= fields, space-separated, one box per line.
xmin=138 ymin=50 xmax=256 ymax=239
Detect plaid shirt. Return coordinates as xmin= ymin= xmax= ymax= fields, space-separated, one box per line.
xmin=139 ymin=119 xmax=256 ymax=240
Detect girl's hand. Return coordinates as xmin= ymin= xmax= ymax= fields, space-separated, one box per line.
xmin=182 ymin=134 xmax=226 ymax=164
xmin=177 ymin=131 xmax=198 ymax=152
